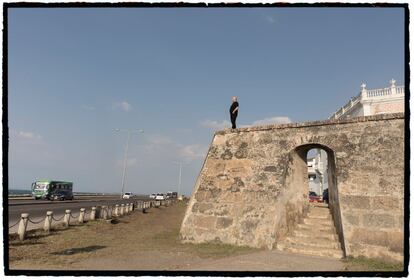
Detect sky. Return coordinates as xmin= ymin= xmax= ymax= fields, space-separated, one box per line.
xmin=8 ymin=7 xmax=405 ymax=195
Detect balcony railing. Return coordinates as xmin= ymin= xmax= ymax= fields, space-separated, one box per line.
xmin=330 ymin=80 xmax=404 ymax=119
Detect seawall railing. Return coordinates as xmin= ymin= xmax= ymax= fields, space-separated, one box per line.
xmin=9 ymin=199 xmax=173 ymax=241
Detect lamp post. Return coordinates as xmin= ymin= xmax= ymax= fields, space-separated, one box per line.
xmin=172 ymin=161 xmax=183 ymax=196
xmin=115 ymin=129 xmax=144 ymax=198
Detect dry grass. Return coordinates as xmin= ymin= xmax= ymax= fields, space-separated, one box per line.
xmin=342 ymin=256 xmax=404 ymax=272
xmin=8 ymin=201 xmax=257 ymax=270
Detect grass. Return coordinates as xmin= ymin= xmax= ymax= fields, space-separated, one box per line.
xmin=10 ymin=202 xmax=402 ymax=272
xmin=187 ymin=242 xmax=257 ymax=259
xmin=343 ymin=256 xmax=404 ymax=271
xmin=8 ymin=202 xmax=258 ymax=270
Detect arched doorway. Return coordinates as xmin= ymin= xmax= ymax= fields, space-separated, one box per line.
xmin=284 ymin=143 xmax=346 ymax=256
xmin=307 ymin=148 xmax=328 ymax=201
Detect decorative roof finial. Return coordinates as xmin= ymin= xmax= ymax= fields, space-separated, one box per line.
xmin=361 ymin=83 xmax=367 ymax=90
xmin=390 ymin=79 xmax=396 ymax=87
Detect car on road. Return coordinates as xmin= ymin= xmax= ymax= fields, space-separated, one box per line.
xmin=51 ymin=190 xmax=74 ymax=201
xmin=155 ymin=193 xmax=165 ymax=200
xmin=166 ymin=191 xmax=178 ymax=199
xmin=122 ymin=192 xmax=133 ymax=199
xmin=309 ymin=191 xmax=322 ymax=203
xmin=149 ymin=193 xmax=156 ymax=199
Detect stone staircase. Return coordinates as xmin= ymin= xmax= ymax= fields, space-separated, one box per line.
xmin=276 ymin=204 xmax=344 ymax=259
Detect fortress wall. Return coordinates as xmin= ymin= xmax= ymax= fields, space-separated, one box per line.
xmin=180 ymin=113 xmax=405 ymax=261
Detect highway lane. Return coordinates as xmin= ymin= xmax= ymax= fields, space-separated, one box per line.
xmin=9 ymin=195 xmax=129 ymax=205
xmin=7 ymin=196 xmax=151 ymax=233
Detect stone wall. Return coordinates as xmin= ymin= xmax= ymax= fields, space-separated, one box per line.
xmin=180 ymin=113 xmax=405 ymax=262
xmin=371 ymin=100 xmax=404 ymax=115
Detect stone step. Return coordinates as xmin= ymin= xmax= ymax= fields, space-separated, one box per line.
xmin=292 ymin=228 xmax=339 ymax=241
xmin=284 ymin=236 xmax=341 ymax=250
xmin=276 ymin=202 xmax=344 ymax=259
xmin=297 ymin=222 xmax=336 ymax=233
xmin=309 ymin=206 xmax=329 ymax=212
xmin=307 ymin=215 xmax=330 ymax=220
xmin=303 ymin=217 xmax=334 ymax=226
xmin=308 ymin=210 xmax=330 ymax=217
xmin=310 ymin=203 xmax=329 ymax=208
xmin=308 ymin=206 xmax=330 ymax=213
xmin=307 ymin=212 xmax=331 ymax=219
xmin=277 ymin=241 xmax=344 ymax=259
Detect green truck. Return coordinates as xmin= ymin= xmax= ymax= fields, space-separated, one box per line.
xmin=31 ymin=180 xmax=73 ymax=200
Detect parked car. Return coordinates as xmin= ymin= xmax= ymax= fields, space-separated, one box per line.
xmin=155 ymin=193 xmax=165 ymax=200
xmin=309 ymin=191 xmax=322 ymax=203
xmin=51 ymin=190 xmax=73 ymax=201
xmin=323 ymin=189 xmax=329 ymax=203
xmin=149 ymin=193 xmax=156 ymax=199
xmin=122 ymin=192 xmax=133 ymax=199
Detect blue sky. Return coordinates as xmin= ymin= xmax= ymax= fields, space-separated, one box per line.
xmin=8 ymin=7 xmax=405 ymax=194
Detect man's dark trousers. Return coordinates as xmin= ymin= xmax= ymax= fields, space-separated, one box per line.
xmin=231 ymin=113 xmax=237 ymax=129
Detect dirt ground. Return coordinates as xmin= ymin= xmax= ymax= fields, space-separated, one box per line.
xmin=8 ymin=201 xmax=400 ymax=272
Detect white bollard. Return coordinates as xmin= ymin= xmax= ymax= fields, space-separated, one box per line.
xmin=108 ymin=206 xmax=113 ymax=219
xmin=90 ymin=207 xmax=97 ymax=221
xmin=44 ymin=211 xmax=53 ymax=232
xmin=130 ymin=203 xmax=134 ymax=212
xmin=120 ymin=204 xmax=125 ymax=216
xmin=101 ymin=206 xmax=108 ymax=220
xmin=79 ymin=208 xmax=85 ymax=223
xmin=18 ymin=213 xmax=29 ymax=241
xmin=114 ymin=204 xmax=119 ymax=217
xmin=125 ymin=203 xmax=129 ymax=214
xmin=63 ymin=210 xmax=71 ymax=228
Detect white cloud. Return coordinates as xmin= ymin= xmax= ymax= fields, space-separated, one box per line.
xmin=264 ymin=15 xmax=276 ymax=24
xmin=143 ymin=135 xmax=174 ymax=153
xmin=179 ymin=144 xmax=208 ymax=161
xmin=141 ymin=134 xmax=208 ymax=162
xmin=200 ymin=119 xmax=231 ymax=130
xmin=250 ymin=116 xmax=292 ymax=126
xmin=82 ymin=105 xmax=95 ymax=111
xmin=18 ymin=131 xmax=42 ymax=140
xmin=147 ymin=135 xmax=173 ymax=146
xmin=114 ymin=101 xmax=132 ymax=112
xmin=116 ymin=157 xmax=139 ymax=168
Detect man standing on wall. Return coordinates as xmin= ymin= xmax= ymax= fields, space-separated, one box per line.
xmin=229 ymin=96 xmax=239 ymax=129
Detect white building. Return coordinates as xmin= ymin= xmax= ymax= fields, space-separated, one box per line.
xmin=307 ymin=149 xmax=328 ymax=196
xmin=308 ymin=79 xmax=404 ymax=196
xmin=330 ymin=79 xmax=405 ymax=120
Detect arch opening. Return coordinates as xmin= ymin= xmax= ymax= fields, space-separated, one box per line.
xmin=284 ymin=143 xmax=346 ymax=256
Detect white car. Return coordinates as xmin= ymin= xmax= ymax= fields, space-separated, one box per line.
xmin=155 ymin=193 xmax=165 ymax=200
xmin=149 ymin=193 xmax=156 ymax=199
xmin=122 ymin=192 xmax=133 ymax=199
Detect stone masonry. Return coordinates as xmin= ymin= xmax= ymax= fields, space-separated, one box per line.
xmin=180 ymin=113 xmax=404 ymax=262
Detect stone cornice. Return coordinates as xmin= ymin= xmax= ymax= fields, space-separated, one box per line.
xmin=215 ymin=113 xmax=405 ymax=135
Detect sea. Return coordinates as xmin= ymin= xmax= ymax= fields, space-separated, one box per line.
xmin=9 ymin=189 xmax=31 ymax=195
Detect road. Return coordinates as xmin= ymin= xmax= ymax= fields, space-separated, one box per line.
xmin=7 ymin=196 xmax=150 ymax=233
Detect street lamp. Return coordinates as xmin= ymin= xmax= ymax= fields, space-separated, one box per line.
xmin=115 ymin=128 xmax=144 ymax=198
xmin=172 ymin=161 xmax=186 ymax=196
